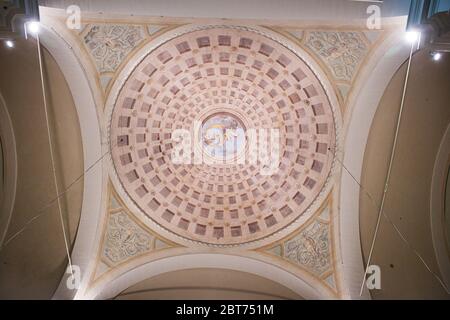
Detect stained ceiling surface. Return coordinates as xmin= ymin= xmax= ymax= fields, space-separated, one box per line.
xmin=110 ymin=26 xmax=336 ymax=245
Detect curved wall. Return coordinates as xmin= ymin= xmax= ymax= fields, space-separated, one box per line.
xmin=0 ymin=38 xmax=84 ymax=299
xmin=360 ymin=48 xmax=450 ymax=299
xmin=0 ymin=91 xmax=17 ymax=249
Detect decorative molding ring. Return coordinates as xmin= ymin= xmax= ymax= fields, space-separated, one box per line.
xmin=105 ymin=24 xmax=342 ymax=249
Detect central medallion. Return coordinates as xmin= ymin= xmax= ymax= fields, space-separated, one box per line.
xmin=200 ymin=112 xmax=246 ymax=163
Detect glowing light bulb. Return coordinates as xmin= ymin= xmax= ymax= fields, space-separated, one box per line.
xmin=5 ymin=40 xmax=14 ymax=48
xmin=405 ymin=31 xmax=420 ymax=43
xmin=431 ymin=52 xmax=442 ymax=61
xmin=27 ymin=21 xmax=40 ymax=34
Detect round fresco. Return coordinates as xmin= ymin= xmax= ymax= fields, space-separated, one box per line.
xmin=201 ymin=113 xmax=246 ymax=162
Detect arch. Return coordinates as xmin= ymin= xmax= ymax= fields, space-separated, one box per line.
xmin=339 ymin=26 xmax=411 ymax=299
xmin=430 ymin=124 xmax=450 ymax=289
xmin=0 ymin=92 xmax=17 ymax=248
xmin=87 ymin=253 xmax=330 ymax=300
xmin=36 ymin=25 xmax=104 ymax=299
xmin=115 ymin=268 xmax=304 ymax=299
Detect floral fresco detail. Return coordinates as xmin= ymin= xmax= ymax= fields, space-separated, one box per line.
xmin=283 ymin=220 xmax=331 ymax=276
xmin=84 ymin=24 xmax=145 ymax=73
xmin=103 ymin=211 xmax=153 ymax=264
xmin=305 ymin=31 xmax=368 ymax=82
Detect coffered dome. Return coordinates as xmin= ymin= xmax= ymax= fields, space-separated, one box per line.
xmin=109 ymin=26 xmax=336 ymax=245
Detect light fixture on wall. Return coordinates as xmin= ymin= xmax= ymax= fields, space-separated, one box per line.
xmin=23 ymin=20 xmax=41 ymax=40
xmin=5 ymin=40 xmax=14 ymax=48
xmin=26 ymin=21 xmax=40 ymax=34
xmin=405 ymin=30 xmax=420 ymax=43
xmin=431 ymin=51 xmax=442 ymax=61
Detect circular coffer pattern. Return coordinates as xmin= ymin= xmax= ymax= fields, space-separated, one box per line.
xmin=110 ymin=27 xmax=336 ymax=245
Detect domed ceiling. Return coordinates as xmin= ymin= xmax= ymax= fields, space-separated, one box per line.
xmin=109 ymin=26 xmax=336 ymax=245
xmin=39 ymin=3 xmax=399 ymax=298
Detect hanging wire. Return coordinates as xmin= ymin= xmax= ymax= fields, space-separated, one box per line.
xmin=358 ymin=38 xmax=416 ymax=296
xmin=333 ymin=154 xmax=450 ymax=295
xmin=0 ymin=148 xmax=110 ymax=251
xmin=35 ymin=32 xmax=74 ymax=278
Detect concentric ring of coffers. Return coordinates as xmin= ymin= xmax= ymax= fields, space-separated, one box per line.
xmin=110 ymin=26 xmax=336 ymax=245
